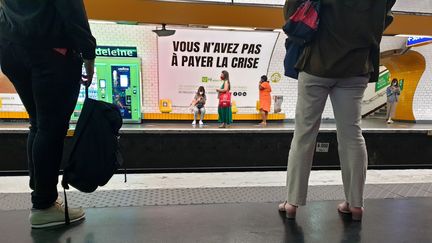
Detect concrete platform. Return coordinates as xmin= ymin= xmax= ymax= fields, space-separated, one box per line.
xmin=1 ymin=198 xmax=432 ymax=243
xmin=0 ymin=119 xmax=431 ymax=134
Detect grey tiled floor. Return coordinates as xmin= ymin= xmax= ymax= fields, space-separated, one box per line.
xmin=2 ymin=183 xmax=432 ymax=211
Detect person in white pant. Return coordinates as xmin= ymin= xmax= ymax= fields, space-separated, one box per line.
xmin=279 ymin=0 xmax=395 ymax=221
xmin=386 ymin=78 xmax=401 ymax=124
xmin=191 ymin=86 xmax=206 ymax=127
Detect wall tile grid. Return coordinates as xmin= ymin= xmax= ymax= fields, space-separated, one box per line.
xmin=90 ymin=23 xmax=431 ymax=120
xmin=413 ymin=44 xmax=432 ymax=120
xmin=269 ymin=34 xmax=334 ymax=119
xmin=90 ymin=23 xmax=160 ymax=113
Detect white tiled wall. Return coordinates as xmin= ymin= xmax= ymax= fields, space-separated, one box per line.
xmin=267 ymin=34 xmax=297 ymax=119
xmin=413 ymin=44 xmax=432 ymax=121
xmin=90 ymin=23 xmax=160 ymax=113
xmin=90 ymin=23 xmax=432 ymax=120
xmin=267 ymin=34 xmax=334 ymax=119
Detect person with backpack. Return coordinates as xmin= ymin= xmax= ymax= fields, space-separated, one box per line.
xmin=0 ymin=0 xmax=96 ymax=228
xmin=279 ymin=0 xmax=396 ymax=221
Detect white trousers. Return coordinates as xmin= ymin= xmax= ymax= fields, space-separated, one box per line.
xmin=286 ymin=72 xmax=369 ymax=207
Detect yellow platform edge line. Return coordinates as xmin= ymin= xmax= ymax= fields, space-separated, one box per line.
xmin=0 ymin=112 xmax=285 ymax=121
xmin=0 ymin=112 xmax=29 ymax=119
xmin=143 ymin=113 xmax=286 ymax=120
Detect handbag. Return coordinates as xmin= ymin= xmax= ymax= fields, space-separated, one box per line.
xmin=283 ymin=0 xmax=320 ymax=42
xmin=283 ymin=0 xmax=320 ymax=79
xmin=219 ymin=92 xmax=231 ymax=108
xmin=284 ymin=38 xmax=305 ymax=79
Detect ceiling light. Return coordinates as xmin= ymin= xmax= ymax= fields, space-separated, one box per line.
xmin=152 ymin=24 xmax=176 ymax=37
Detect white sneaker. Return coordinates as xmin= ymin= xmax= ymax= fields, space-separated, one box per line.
xmin=56 ymin=197 xmax=64 ymax=206
xmin=199 ymin=121 xmax=204 ymax=126
xmin=192 ymin=120 xmax=196 ymax=126
xmin=387 ymin=119 xmax=394 ymax=124
xmin=30 ymin=201 xmax=85 ymax=229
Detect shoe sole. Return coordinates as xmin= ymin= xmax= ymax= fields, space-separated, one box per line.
xmin=337 ymin=207 xmax=351 ymax=214
xmin=31 ymin=214 xmax=85 ymax=229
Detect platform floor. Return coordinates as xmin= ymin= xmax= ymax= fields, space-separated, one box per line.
xmin=1 ymin=198 xmax=432 ymax=243
xmin=0 ymin=118 xmax=431 ymax=134
xmin=3 ymin=171 xmax=432 ymax=242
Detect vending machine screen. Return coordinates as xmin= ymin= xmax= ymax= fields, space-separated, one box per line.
xmin=112 ymin=66 xmax=132 ymax=119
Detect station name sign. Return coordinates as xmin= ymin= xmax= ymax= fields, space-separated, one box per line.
xmin=406 ymin=36 xmax=432 ymax=47
xmin=96 ymin=46 xmax=138 ymax=57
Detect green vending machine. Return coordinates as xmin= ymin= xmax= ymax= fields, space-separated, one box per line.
xmin=72 ymin=57 xmax=142 ymax=123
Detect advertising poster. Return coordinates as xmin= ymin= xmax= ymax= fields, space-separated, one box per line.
xmin=158 ymin=29 xmax=279 ymax=108
xmin=0 ymin=70 xmax=26 ymax=112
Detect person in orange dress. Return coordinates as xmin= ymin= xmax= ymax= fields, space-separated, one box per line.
xmin=259 ymin=75 xmax=272 ymax=126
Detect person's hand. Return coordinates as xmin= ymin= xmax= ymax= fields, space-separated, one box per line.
xmin=82 ymin=59 xmax=95 ymax=87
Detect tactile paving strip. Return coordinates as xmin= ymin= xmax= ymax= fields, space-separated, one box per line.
xmin=1 ymin=183 xmax=432 ymax=211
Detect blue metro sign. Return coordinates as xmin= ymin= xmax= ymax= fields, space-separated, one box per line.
xmin=406 ymin=36 xmax=432 ymax=47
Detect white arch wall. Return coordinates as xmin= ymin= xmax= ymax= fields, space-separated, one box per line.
xmin=90 ymin=23 xmax=160 ymax=114
xmin=267 ymin=34 xmax=334 ymax=120
xmin=413 ymin=44 xmax=432 ymax=121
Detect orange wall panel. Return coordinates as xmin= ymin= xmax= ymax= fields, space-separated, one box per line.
xmin=84 ymin=0 xmax=432 ymax=36
xmin=381 ymin=51 xmax=426 ymax=121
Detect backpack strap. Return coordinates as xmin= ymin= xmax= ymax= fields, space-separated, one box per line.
xmin=63 ymin=187 xmax=70 ymax=225
xmin=62 ymin=85 xmax=89 ymax=226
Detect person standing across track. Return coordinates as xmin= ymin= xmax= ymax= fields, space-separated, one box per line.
xmin=258 ymin=75 xmax=272 ymax=127
xmin=217 ymin=70 xmax=233 ymax=128
xmin=386 ymin=78 xmax=401 ymax=124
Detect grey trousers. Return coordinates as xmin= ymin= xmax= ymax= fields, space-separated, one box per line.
xmin=193 ymin=107 xmax=206 ymax=121
xmin=286 ymin=72 xmax=369 ymax=208
xmin=386 ymin=101 xmax=397 ymax=120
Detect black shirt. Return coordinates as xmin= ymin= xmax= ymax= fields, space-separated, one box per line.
xmin=285 ymin=0 xmax=395 ymax=82
xmin=0 ymin=0 xmax=96 ymax=59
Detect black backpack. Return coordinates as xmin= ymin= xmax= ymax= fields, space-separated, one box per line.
xmin=61 ymin=88 xmax=123 ymax=223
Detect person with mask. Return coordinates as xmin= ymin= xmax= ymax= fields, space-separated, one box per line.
xmin=216 ymin=70 xmax=232 ymax=128
xmin=191 ymin=86 xmax=207 ymax=127
xmin=258 ymin=75 xmax=272 ymax=127
xmin=386 ymin=78 xmax=401 ymax=124
xmin=279 ymin=0 xmax=395 ymax=221
xmin=0 ymin=0 xmax=96 ymax=228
